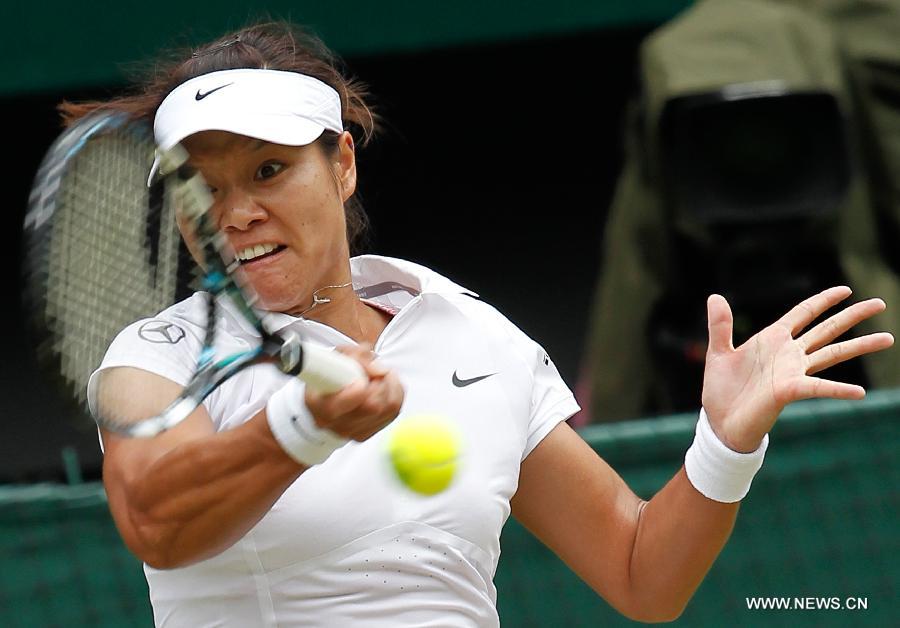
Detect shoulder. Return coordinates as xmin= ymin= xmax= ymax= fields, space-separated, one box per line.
xmin=156 ymin=291 xmax=212 ymax=328
xmin=440 ymin=292 xmax=520 ymax=333
xmin=435 ymin=292 xmax=545 ymax=371
xmin=96 ymin=292 xmax=213 ymax=378
xmin=351 ymin=254 xmax=549 ymax=368
xmin=111 ymin=292 xmax=209 ymax=349
xmin=87 ymin=293 xmax=212 ymax=412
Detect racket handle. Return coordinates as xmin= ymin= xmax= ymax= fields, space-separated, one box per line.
xmin=298 ymin=341 xmax=367 ymax=393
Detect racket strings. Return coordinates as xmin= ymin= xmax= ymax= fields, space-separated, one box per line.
xmin=39 ymin=132 xmax=198 ymax=406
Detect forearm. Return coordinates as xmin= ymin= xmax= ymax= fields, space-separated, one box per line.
xmin=105 ymin=411 xmax=303 ymax=569
xmin=627 ymin=468 xmax=739 ymax=620
xmin=625 ymin=404 xmax=769 ymax=620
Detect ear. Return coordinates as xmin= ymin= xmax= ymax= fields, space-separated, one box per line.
xmin=334 ymin=131 xmax=357 ymax=202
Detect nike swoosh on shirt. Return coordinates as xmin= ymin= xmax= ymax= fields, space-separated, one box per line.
xmin=452 ymin=371 xmax=496 ymax=387
xmin=195 ymin=83 xmax=234 ymax=101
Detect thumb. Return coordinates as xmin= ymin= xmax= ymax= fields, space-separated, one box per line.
xmin=706 ymin=294 xmax=734 ymax=356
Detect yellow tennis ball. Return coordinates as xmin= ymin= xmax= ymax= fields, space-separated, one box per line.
xmin=387 ymin=414 xmax=460 ymax=495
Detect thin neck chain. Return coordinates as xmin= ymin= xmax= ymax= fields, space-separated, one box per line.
xmin=296 ymin=282 xmax=353 ymax=318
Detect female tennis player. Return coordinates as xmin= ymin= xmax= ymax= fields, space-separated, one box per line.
xmin=68 ymin=21 xmax=893 ymax=627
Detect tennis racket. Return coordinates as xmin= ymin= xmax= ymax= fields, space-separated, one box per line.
xmin=24 ymin=111 xmax=365 ymax=438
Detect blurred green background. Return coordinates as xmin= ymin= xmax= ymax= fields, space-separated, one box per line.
xmin=1 ymin=0 xmax=691 ymax=95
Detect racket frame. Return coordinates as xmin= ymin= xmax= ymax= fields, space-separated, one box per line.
xmin=26 ymin=112 xmax=350 ymax=439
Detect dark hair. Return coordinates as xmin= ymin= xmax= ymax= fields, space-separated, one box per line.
xmin=59 ymin=21 xmax=378 ymax=253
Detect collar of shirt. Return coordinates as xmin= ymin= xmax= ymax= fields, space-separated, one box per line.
xmin=224 ymin=255 xmax=478 ymax=339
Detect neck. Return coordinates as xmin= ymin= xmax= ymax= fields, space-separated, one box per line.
xmin=298 ymin=285 xmax=390 ymax=345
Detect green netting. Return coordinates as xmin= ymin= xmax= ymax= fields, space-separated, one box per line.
xmin=0 ymin=485 xmax=152 ymax=627
xmin=495 ymin=392 xmax=900 ymax=627
xmin=2 ymin=392 xmax=897 ymax=627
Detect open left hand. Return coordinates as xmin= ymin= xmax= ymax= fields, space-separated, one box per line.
xmin=701 ymin=286 xmax=894 ymax=452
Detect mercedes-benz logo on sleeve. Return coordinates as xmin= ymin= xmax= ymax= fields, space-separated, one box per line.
xmin=138 ymin=320 xmax=186 ymax=344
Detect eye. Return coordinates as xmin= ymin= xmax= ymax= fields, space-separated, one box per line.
xmin=255 ymin=161 xmax=284 ymax=180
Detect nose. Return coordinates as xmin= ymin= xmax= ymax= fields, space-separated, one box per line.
xmin=217 ymin=194 xmax=267 ymax=232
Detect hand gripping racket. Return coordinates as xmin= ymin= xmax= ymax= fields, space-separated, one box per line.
xmin=24 ymin=112 xmax=365 ymax=438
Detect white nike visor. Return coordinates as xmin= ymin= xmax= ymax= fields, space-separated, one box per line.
xmin=148 ymin=68 xmax=343 ymax=184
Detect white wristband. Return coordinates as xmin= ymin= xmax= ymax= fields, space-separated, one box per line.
xmin=266 ymin=378 xmax=347 ymax=466
xmin=684 ymin=408 xmax=769 ymax=503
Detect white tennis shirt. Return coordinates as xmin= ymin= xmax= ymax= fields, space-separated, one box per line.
xmin=91 ymin=255 xmax=579 ymax=627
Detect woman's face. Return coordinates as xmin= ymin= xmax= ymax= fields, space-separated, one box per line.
xmin=180 ymin=130 xmax=357 ymax=314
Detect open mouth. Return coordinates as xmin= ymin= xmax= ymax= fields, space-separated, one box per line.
xmin=236 ymin=243 xmax=287 ymax=265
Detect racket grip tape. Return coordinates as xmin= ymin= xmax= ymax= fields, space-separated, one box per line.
xmin=297 ymin=341 xmax=367 ymax=393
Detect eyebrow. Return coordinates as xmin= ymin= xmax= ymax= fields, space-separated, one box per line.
xmin=251 ymin=140 xmax=268 ymax=151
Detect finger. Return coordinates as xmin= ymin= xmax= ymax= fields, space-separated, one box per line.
xmin=336 ymin=343 xmax=393 ymax=379
xmin=336 ymin=343 xmax=376 ymax=365
xmin=304 ymin=360 xmax=401 ymax=439
xmin=706 ymin=294 xmax=734 ymax=356
xmin=791 ymin=376 xmax=865 ymax=401
xmin=343 ymin=405 xmax=396 ymax=433
xmin=343 ymin=406 xmax=398 ymax=440
xmin=343 ymin=380 xmax=391 ymax=420
xmin=800 ymin=298 xmax=887 ymax=352
xmin=364 ymin=358 xmax=391 ymax=379
xmin=306 ymin=378 xmax=368 ymax=423
xmin=807 ymin=332 xmax=895 ymax=375
xmin=777 ymin=286 xmax=852 ymax=336
xmin=342 ymin=373 xmax=403 ymax=422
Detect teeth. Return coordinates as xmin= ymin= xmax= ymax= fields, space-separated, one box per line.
xmin=237 ymin=243 xmax=278 ymax=261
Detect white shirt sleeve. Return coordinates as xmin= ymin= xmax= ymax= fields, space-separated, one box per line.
xmin=479 ymin=301 xmax=580 ymax=460
xmin=86 ymin=314 xmax=203 ymax=417
xmin=523 ymin=342 xmax=581 ymax=459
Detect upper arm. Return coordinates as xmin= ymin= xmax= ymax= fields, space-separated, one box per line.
xmin=97 ymin=367 xmax=214 ymax=548
xmin=510 ymin=421 xmax=645 ymax=617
